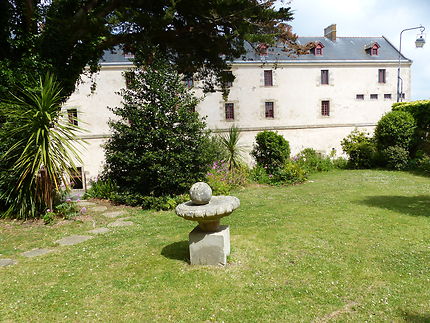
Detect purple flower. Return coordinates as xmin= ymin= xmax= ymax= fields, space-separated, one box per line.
xmin=66 ymin=198 xmax=72 ymax=203
xmin=46 ymin=209 xmax=52 ymax=213
xmin=80 ymin=207 xmax=87 ymax=214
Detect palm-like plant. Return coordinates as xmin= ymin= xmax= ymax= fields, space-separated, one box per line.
xmin=0 ymin=74 xmax=83 ymax=219
xmin=218 ymin=125 xmax=245 ymax=170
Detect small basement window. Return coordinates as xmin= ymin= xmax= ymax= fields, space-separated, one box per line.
xmin=356 ymin=94 xmax=364 ymax=100
xmin=70 ymin=167 xmax=83 ymax=189
xmin=370 ymin=94 xmax=378 ymax=100
xmin=384 ymin=93 xmax=392 ymax=99
xmin=67 ymin=109 xmax=78 ymax=126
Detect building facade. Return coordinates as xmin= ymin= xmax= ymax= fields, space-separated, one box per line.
xmin=64 ymin=25 xmax=412 ymax=188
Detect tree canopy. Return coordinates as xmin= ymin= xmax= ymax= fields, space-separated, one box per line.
xmin=0 ymin=0 xmax=301 ymax=98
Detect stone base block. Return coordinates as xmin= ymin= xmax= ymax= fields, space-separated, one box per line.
xmin=189 ymin=225 xmax=230 ymax=266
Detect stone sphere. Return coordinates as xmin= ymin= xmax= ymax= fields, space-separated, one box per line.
xmin=190 ymin=182 xmax=212 ymax=205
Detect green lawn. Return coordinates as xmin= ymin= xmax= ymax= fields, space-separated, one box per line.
xmin=1 ymin=170 xmax=430 ymax=322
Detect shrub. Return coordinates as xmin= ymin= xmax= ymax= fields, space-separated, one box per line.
xmin=249 ymin=165 xmax=271 ymax=184
xmin=393 ymin=100 xmax=430 ymax=156
xmin=413 ymin=154 xmax=430 ymax=173
xmin=103 ymin=57 xmax=210 ymax=197
xmin=83 ymin=179 xmax=117 ymax=200
xmin=110 ymin=192 xmax=189 ymax=211
xmin=374 ymin=111 xmax=416 ymax=151
xmin=251 ymin=131 xmax=290 ymax=173
xmin=206 ymin=161 xmax=249 ymax=195
xmin=341 ymin=130 xmax=376 ymax=169
xmin=294 ymin=148 xmax=334 ymax=173
xmin=271 ymin=162 xmax=307 ymax=185
xmin=381 ymin=146 xmax=409 ymax=170
xmin=55 ymin=200 xmax=79 ymax=219
xmin=218 ymin=126 xmax=245 ymax=170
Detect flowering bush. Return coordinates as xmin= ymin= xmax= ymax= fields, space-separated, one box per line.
xmin=206 ymin=161 xmax=249 ymax=195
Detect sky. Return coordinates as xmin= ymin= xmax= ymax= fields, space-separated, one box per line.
xmin=284 ymin=0 xmax=430 ymax=100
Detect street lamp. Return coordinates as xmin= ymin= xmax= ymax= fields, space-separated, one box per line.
xmin=397 ymin=25 xmax=426 ymax=102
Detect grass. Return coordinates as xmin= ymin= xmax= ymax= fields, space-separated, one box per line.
xmin=1 ymin=170 xmax=430 ymax=322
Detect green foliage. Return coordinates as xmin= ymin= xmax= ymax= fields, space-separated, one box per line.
xmin=294 ymin=148 xmax=334 ymax=173
xmin=110 ymin=192 xmax=189 ymax=211
xmin=104 ymin=58 xmax=210 ymax=197
xmin=206 ymin=161 xmax=249 ymax=195
xmin=0 ymin=0 xmax=298 ymax=99
xmin=251 ymin=162 xmax=307 ymax=186
xmin=54 ymin=200 xmax=79 ymax=219
xmin=201 ymin=135 xmax=229 ymax=167
xmin=374 ymin=111 xmax=416 ymax=151
xmin=218 ymin=126 xmax=245 ymax=170
xmin=0 ymin=74 xmax=82 ymax=219
xmin=411 ymin=153 xmax=430 ymax=173
xmin=381 ymin=146 xmax=409 ymax=170
xmin=341 ymin=129 xmax=377 ymax=169
xmin=393 ymin=100 xmax=430 ymax=155
xmin=83 ymin=179 xmax=117 ymax=200
xmin=271 ymin=162 xmax=307 ymax=185
xmin=42 ymin=211 xmax=54 ymax=225
xmin=251 ymin=131 xmax=290 ymax=173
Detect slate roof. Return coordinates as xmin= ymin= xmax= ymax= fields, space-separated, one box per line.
xmin=100 ymin=36 xmax=410 ymax=65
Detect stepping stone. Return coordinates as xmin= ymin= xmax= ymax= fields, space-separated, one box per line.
xmin=107 ymin=220 xmax=134 ymax=227
xmin=0 ymin=258 xmax=17 ymax=267
xmin=92 ymin=206 xmax=108 ymax=212
xmin=77 ymin=201 xmax=97 ymax=207
xmin=55 ymin=235 xmax=94 ymax=246
xmin=103 ymin=211 xmax=126 ymax=218
xmin=117 ymin=217 xmax=132 ymax=221
xmin=21 ymin=248 xmax=53 ymax=258
xmin=88 ymin=227 xmax=110 ymax=234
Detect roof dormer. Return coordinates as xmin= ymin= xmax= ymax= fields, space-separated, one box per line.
xmin=365 ymin=42 xmax=380 ymax=56
xmin=256 ymin=43 xmax=269 ymax=56
xmin=311 ymin=42 xmax=325 ymax=56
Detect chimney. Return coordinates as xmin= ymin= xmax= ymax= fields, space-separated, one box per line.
xmin=324 ymin=24 xmax=337 ymax=42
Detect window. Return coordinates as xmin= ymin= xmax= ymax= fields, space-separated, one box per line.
xmin=356 ymin=94 xmax=364 ymax=100
xmin=265 ymin=102 xmax=274 ymax=118
xmin=67 ymin=109 xmax=78 ymax=126
xmin=378 ymin=69 xmax=386 ymax=83
xmin=384 ymin=93 xmax=392 ymax=99
xmin=371 ymin=47 xmax=378 ymax=55
xmin=314 ymin=43 xmax=324 ymax=56
xmin=370 ymin=94 xmax=378 ymax=100
xmin=225 ymin=103 xmax=234 ymax=120
xmin=264 ymin=70 xmax=273 ymax=86
xmin=70 ymin=167 xmax=83 ymax=189
xmin=321 ymin=70 xmax=329 ymax=85
xmin=321 ymin=101 xmax=330 ymax=116
xmin=183 ymin=76 xmax=194 ymax=89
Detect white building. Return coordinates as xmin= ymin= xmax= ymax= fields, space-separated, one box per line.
xmin=65 ymin=25 xmax=411 ymax=188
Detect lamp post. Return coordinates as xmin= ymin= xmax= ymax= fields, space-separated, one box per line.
xmin=397 ymin=25 xmax=425 ymax=102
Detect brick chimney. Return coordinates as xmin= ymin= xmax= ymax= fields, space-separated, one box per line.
xmin=324 ymin=24 xmax=337 ymax=42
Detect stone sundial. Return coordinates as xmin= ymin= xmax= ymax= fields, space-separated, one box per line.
xmin=175 ymin=182 xmax=240 ymax=266
xmin=175 ymin=182 xmax=240 ymax=232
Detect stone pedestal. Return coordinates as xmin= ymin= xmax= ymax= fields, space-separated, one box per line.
xmin=189 ymin=225 xmax=230 ymax=266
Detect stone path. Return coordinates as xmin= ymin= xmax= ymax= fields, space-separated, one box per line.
xmin=21 ymin=248 xmax=53 ymax=258
xmin=0 ymin=259 xmax=17 ymax=267
xmin=55 ymin=235 xmax=94 ymax=246
xmin=88 ymin=227 xmax=110 ymax=234
xmin=0 ymin=200 xmax=136 ymax=268
xmin=103 ymin=210 xmax=127 ymax=218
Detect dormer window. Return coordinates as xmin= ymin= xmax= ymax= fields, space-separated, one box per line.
xmin=257 ymin=43 xmax=269 ymax=56
xmin=313 ymin=42 xmax=324 ymax=56
xmin=365 ymin=42 xmax=380 ymax=56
